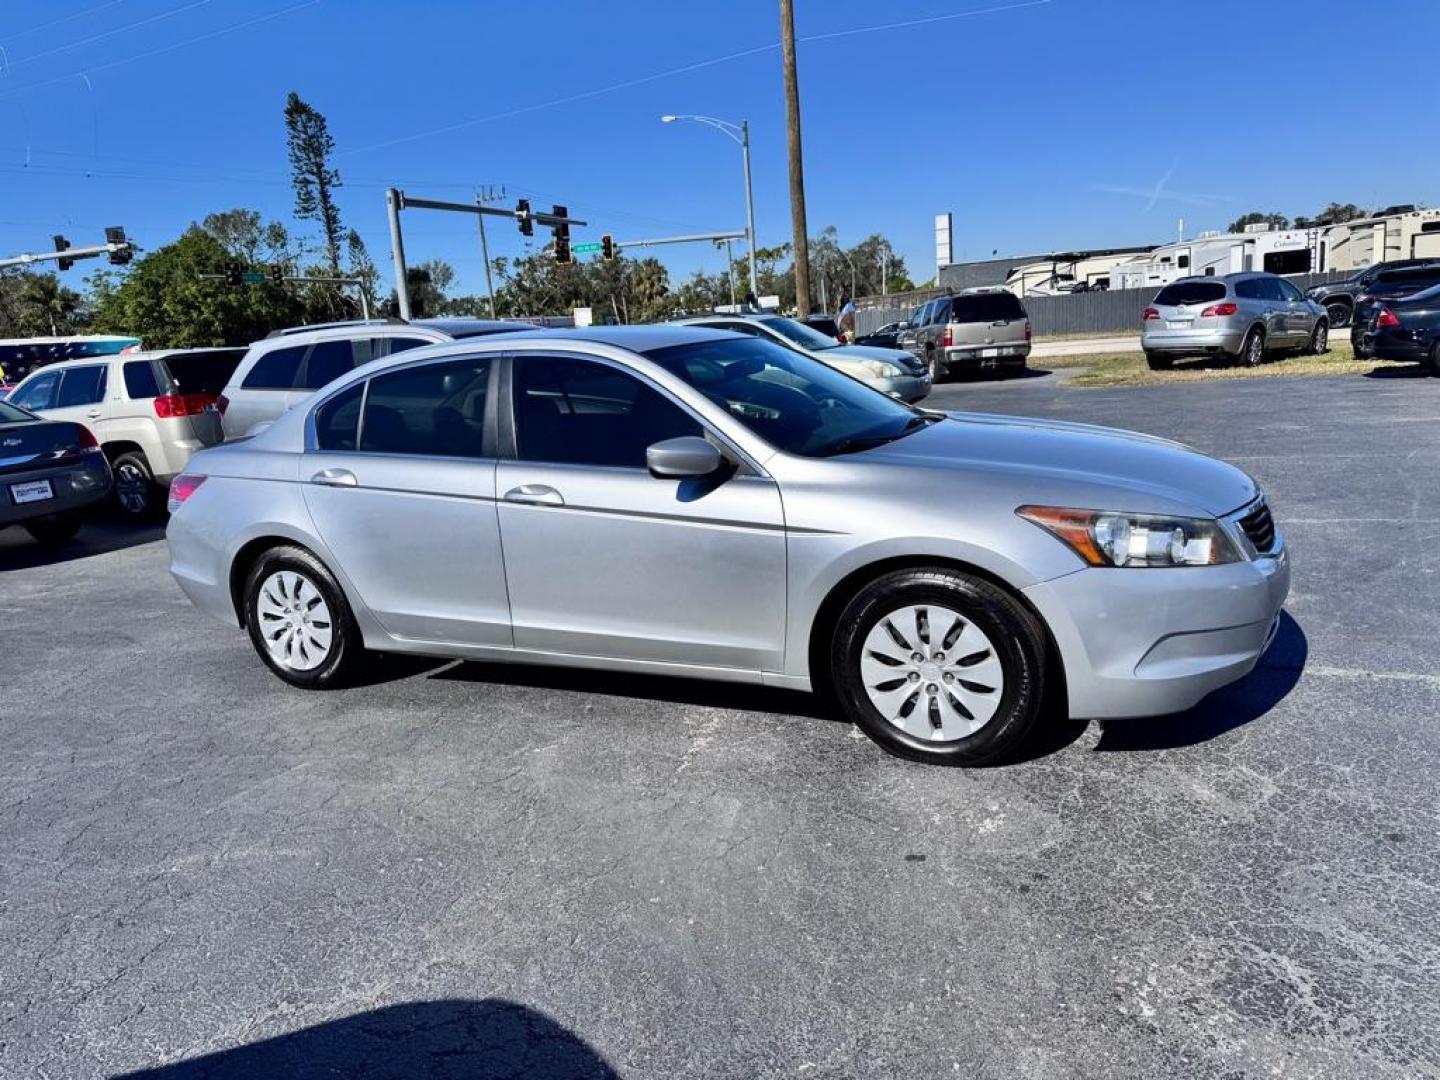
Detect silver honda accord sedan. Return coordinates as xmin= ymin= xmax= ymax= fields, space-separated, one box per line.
xmin=167 ymin=325 xmax=1289 ymax=765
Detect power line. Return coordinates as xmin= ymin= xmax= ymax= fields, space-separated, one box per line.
xmin=0 ymin=0 xmax=319 ymax=100
xmin=340 ymin=0 xmax=1051 ymax=158
xmin=3 ymin=0 xmax=219 ymax=69
xmin=0 ymin=0 xmax=127 ymax=46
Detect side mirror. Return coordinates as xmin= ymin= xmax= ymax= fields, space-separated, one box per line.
xmin=646 ymin=436 xmax=723 ymax=479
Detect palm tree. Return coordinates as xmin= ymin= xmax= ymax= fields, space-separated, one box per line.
xmin=22 ymin=274 xmax=82 ymax=336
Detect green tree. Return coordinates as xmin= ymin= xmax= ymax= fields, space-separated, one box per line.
xmin=90 ymin=226 xmax=305 ymax=348
xmin=284 ymin=91 xmax=344 ymax=276
xmin=346 ymin=229 xmax=380 ymax=315
xmin=1294 ymin=202 xmax=1368 ymax=229
xmin=1226 ymin=211 xmax=1290 ymax=234
xmin=0 ymin=271 xmax=87 ymax=337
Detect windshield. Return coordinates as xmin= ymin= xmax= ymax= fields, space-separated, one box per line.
xmin=759 ymin=316 xmax=843 ymax=351
xmin=0 ymin=399 xmax=37 ymax=423
xmin=645 ymin=336 xmax=930 ymax=458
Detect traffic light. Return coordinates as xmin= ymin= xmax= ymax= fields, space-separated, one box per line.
xmin=269 ymin=263 xmax=285 ymax=287
xmin=54 ymin=235 xmax=73 ymax=271
xmin=552 ymin=205 xmax=570 ymax=265
xmin=104 ymin=226 xmax=132 ymax=266
xmin=223 ymin=261 xmax=244 ymax=287
xmin=601 ymin=234 xmax=615 ymax=262
xmin=515 ymin=198 xmax=532 ymax=237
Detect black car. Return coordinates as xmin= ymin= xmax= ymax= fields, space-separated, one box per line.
xmin=854 ymin=320 xmax=909 ymax=348
xmin=0 ymin=398 xmax=113 ymax=544
xmin=801 ymin=316 xmax=844 ymax=343
xmin=1355 ymin=283 xmax=1440 ymax=373
xmin=1350 ymin=265 xmax=1440 ymax=354
xmin=1307 ymin=259 xmax=1440 ymax=327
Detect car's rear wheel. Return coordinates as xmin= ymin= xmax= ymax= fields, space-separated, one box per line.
xmin=1145 ymin=350 xmax=1172 ymax=371
xmin=1428 ymin=339 xmax=1440 ymax=378
xmin=927 ymin=348 xmax=946 ymax=383
xmin=243 ymin=545 xmax=364 ymax=689
xmin=23 ymin=512 xmax=83 ymax=546
xmin=112 ymin=452 xmax=160 ymax=518
xmin=1326 ymin=301 xmax=1351 ymax=328
xmin=828 ymin=568 xmax=1050 ymax=766
xmin=1306 ymin=319 xmax=1329 ymax=356
xmin=1239 ymin=328 xmax=1265 ymax=367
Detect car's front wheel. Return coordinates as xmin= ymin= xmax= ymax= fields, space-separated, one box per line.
xmin=243 ymin=545 xmax=365 ymax=688
xmin=1428 ymin=339 xmax=1440 ymax=378
xmin=828 ymin=568 xmax=1051 ymax=766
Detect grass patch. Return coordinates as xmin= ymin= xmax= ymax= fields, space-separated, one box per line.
xmin=1036 ymin=342 xmax=1422 ymax=388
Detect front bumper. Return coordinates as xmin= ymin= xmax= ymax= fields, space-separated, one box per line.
xmin=1354 ymin=327 xmax=1428 ymax=362
xmin=1023 ymin=542 xmax=1291 ymax=719
xmin=0 ymin=455 xmax=112 ymax=527
xmin=873 ymin=372 xmax=933 ymax=402
xmin=1141 ymin=326 xmax=1244 ymax=357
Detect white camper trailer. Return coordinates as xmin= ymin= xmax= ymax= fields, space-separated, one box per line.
xmin=1109 ymin=227 xmax=1320 ymax=290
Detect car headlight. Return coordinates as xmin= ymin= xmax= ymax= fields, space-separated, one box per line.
xmin=1016 ymin=506 xmax=1242 ymax=567
xmin=862 ymin=360 xmax=905 ymax=379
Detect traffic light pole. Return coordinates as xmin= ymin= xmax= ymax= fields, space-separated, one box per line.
xmin=0 ymin=240 xmax=133 ymax=271
xmin=613 ymin=230 xmax=747 ymax=252
xmin=386 ymin=188 xmax=587 ymax=320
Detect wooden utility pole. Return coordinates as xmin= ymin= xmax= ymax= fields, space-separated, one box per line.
xmin=779 ymin=0 xmax=811 ymax=316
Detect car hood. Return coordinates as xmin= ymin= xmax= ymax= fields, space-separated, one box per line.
xmin=859 ymin=411 xmax=1257 ymax=517
xmin=829 ymin=343 xmax=922 ymax=365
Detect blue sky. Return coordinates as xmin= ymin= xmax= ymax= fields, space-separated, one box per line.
xmin=2 ymin=0 xmax=1437 ymax=295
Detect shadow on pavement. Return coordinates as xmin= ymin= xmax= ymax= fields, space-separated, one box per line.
xmin=1362 ymin=362 xmax=1432 ymax=379
xmin=0 ymin=516 xmax=165 ymax=572
xmin=432 ymin=658 xmax=831 ymax=721
xmin=1093 ymin=610 xmax=1307 ymax=752
xmin=112 ymin=998 xmax=621 ymax=1080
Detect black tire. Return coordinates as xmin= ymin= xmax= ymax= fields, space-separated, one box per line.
xmin=1145 ymin=351 xmax=1173 ymax=371
xmin=111 ymin=451 xmax=160 ymax=519
xmin=1305 ymin=319 xmax=1330 ymax=356
xmin=1238 ymin=328 xmax=1265 ymax=368
xmin=927 ymin=348 xmax=946 ymax=383
xmin=23 ymin=512 xmax=83 ymax=545
xmin=1325 ymin=301 xmax=1351 ymax=329
xmin=828 ymin=567 xmax=1051 ymax=766
xmin=243 ymin=545 xmax=366 ymax=689
xmin=1429 ymin=339 xmax=1440 ymax=378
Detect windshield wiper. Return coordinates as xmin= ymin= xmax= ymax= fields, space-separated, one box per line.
xmin=825 ymin=414 xmax=938 ymax=456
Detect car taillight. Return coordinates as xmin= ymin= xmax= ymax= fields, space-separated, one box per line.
xmin=1200 ymin=302 xmax=1237 ymax=317
xmin=167 ymin=473 xmax=206 ymax=512
xmin=153 ymin=393 xmax=216 ymax=418
xmin=1376 ymin=306 xmax=1400 ymax=328
xmin=1142 ymin=307 xmax=1161 ymax=321
xmin=1025 ymin=321 xmax=1032 ymax=341
xmin=77 ymin=425 xmax=99 ymax=449
xmin=215 ymin=393 xmax=230 ymax=415
xmin=942 ymin=326 xmax=953 ymax=347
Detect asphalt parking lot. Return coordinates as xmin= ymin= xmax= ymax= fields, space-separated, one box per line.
xmin=3 ymin=365 xmax=1438 ymax=1079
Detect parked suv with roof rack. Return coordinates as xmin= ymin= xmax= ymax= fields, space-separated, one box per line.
xmin=1141 ymin=273 xmax=1328 ymax=370
xmin=907 ymin=288 xmax=1031 ymax=381
xmin=218 ymin=318 xmax=536 ymax=440
xmin=5 ymin=347 xmax=245 ymax=517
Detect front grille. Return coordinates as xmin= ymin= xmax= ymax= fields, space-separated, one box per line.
xmin=1238 ymin=500 xmax=1277 ymax=554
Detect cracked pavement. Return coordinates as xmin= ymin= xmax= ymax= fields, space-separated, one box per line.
xmin=2 ymin=367 xmax=1438 ymax=1078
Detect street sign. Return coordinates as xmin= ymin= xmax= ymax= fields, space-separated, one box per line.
xmin=572 ymin=242 xmax=602 ymax=254
xmin=241 ymin=271 xmax=267 ymax=285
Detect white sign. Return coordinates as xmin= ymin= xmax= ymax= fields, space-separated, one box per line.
xmin=935 ymin=212 xmax=953 ymax=272
xmin=572 ymin=306 xmax=593 ymax=328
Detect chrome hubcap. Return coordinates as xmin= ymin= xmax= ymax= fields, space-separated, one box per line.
xmin=1316 ymin=324 xmax=1327 ymax=350
xmin=860 ymin=604 xmax=1005 ymax=742
xmin=116 ymin=464 xmax=147 ymax=513
xmin=256 ymin=570 xmax=333 ymax=672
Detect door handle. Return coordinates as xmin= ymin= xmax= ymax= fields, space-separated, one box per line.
xmin=503 ymin=483 xmax=564 ymax=506
xmin=85 ymin=410 xmax=102 ymax=419
xmin=310 ymin=467 xmax=358 ymax=488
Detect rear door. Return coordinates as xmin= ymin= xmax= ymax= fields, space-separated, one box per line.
xmin=299 ymin=355 xmax=511 ymax=646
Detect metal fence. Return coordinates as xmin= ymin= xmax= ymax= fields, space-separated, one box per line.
xmin=856 ymin=271 xmax=1354 ymax=338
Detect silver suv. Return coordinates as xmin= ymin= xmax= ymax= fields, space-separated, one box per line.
xmin=219 ymin=318 xmax=534 ymax=440
xmin=908 ymin=288 xmax=1032 ymax=381
xmin=1142 ymin=273 xmax=1328 ymax=371
xmin=5 ymin=347 xmax=244 ymax=517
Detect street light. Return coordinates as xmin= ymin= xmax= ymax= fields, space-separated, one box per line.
xmin=660 ymin=114 xmax=759 ymax=301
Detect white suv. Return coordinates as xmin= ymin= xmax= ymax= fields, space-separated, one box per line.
xmin=219 ymin=318 xmax=535 ymax=441
xmin=6 ymin=348 xmax=245 ymax=517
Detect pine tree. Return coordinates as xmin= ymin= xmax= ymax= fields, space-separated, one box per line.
xmin=284 ymin=92 xmax=343 ymax=276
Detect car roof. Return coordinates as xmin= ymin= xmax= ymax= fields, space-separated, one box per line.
xmin=510 ymin=324 xmax=747 ymax=352
xmin=410 ymin=317 xmax=537 ymax=339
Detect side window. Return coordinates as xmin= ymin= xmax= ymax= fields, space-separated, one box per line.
xmin=314 ymin=383 xmax=364 ymax=452
xmin=512 ymin=356 xmax=702 ymax=469
xmin=360 ymin=358 xmax=492 ymax=458
xmin=241 ymin=345 xmax=306 ymax=390
xmin=350 ymin=338 xmax=383 ymax=368
xmin=383 ymin=336 xmax=436 ymax=357
xmin=301 ymin=339 xmax=357 ymax=390
xmin=10 ymin=369 xmax=60 ymax=411
xmin=1257 ymin=277 xmax=1285 ymax=302
xmin=56 ymin=365 xmax=107 ymax=408
xmin=1234 ymin=279 xmax=1261 ymax=300
xmin=123 ymin=360 xmax=161 ymax=400
xmin=1277 ymin=279 xmax=1304 ymax=302
xmin=702 ymin=321 xmax=759 ymax=336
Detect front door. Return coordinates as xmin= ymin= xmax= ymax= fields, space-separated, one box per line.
xmin=299 ymin=355 xmax=511 ymax=647
xmin=495 ymin=353 xmax=787 ymax=672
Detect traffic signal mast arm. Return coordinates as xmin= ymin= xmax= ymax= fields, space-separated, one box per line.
xmin=0 ymin=234 xmax=135 ymax=271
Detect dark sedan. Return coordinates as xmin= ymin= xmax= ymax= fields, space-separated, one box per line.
xmin=1350 ymin=266 xmax=1440 ymax=354
xmin=1355 ymin=283 xmax=1440 ymax=374
xmin=855 ymin=320 xmax=909 ymax=348
xmin=0 ymin=398 xmax=113 ymax=544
